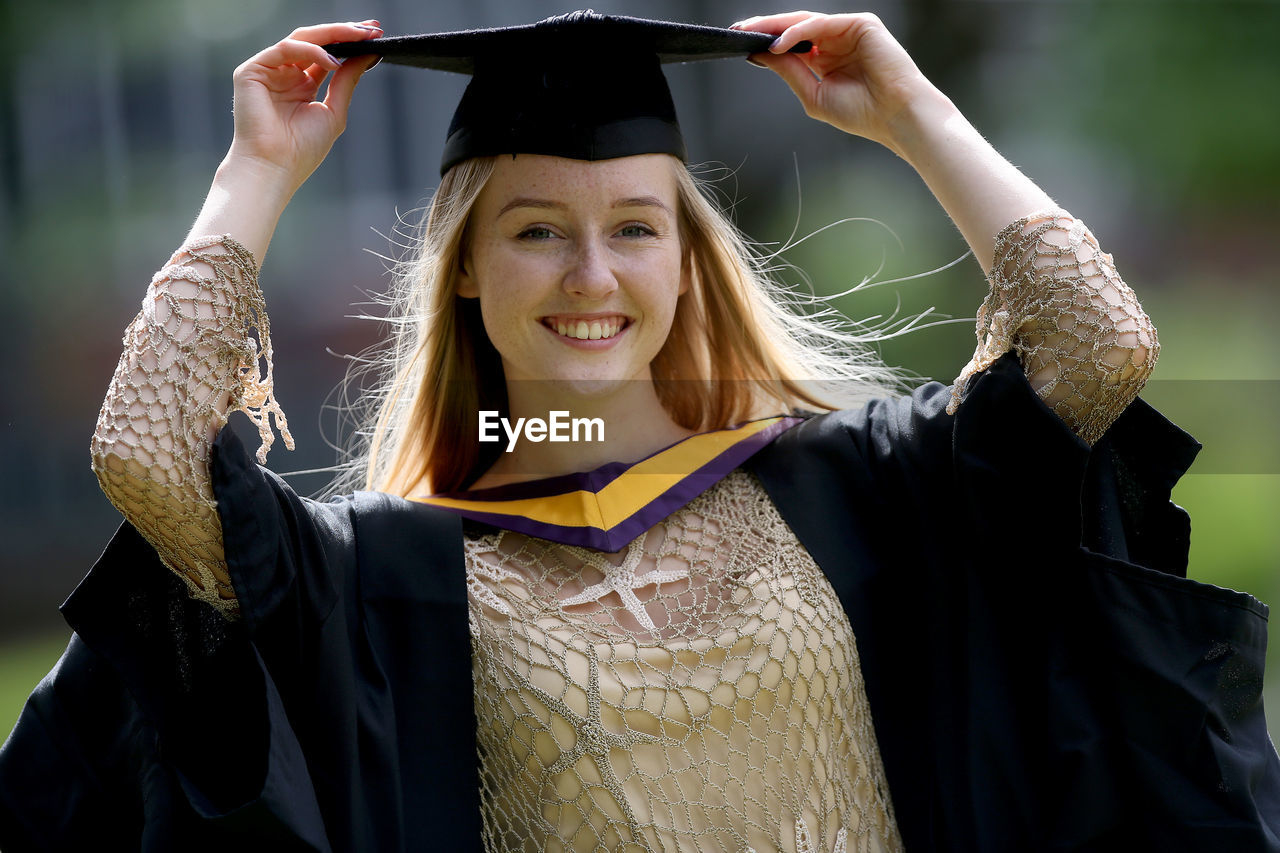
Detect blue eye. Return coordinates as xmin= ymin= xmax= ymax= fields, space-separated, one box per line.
xmin=617 ymin=224 xmax=655 ymax=238
xmin=518 ymin=226 xmax=556 ymax=241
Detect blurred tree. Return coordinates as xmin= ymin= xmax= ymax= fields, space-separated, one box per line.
xmin=1074 ymin=1 xmax=1280 ymax=211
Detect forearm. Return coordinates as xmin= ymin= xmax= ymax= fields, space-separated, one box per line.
xmin=882 ymin=87 xmax=1156 ymax=441
xmin=743 ymin=12 xmax=1157 ymax=441
xmin=150 ymin=157 xmax=294 ymax=426
xmin=190 ymin=152 xmax=297 ymax=263
xmin=162 ymin=154 xmax=295 ymax=423
xmin=89 ymin=18 xmax=375 ymax=615
xmin=884 ymin=86 xmax=1054 ymax=276
xmin=91 ymin=229 xmax=292 ymax=617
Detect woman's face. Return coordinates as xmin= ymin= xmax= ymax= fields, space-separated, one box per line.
xmin=458 ymin=153 xmax=688 ymax=393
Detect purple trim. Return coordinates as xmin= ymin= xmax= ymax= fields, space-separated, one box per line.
xmin=448 ymin=509 xmax=604 ymax=547
xmin=592 ymin=416 xmax=802 ymax=549
xmin=433 ymin=416 xmax=798 ymax=503
xmin=433 ymin=416 xmax=802 ymax=550
xmin=438 ymin=459 xmax=633 ymax=503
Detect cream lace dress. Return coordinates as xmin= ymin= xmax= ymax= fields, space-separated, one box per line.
xmin=466 ymin=471 xmax=900 ymax=852
xmin=91 ymin=211 xmax=1157 ymax=852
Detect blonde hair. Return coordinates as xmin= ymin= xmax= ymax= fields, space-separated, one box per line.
xmin=341 ymin=156 xmax=906 ymax=497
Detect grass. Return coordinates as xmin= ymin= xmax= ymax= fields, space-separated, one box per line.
xmin=0 ymin=633 xmax=72 ymax=738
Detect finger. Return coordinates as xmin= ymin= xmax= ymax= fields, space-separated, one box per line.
xmin=323 ymin=53 xmax=379 ymax=120
xmin=287 ymin=21 xmax=384 ymax=46
xmin=303 ymin=61 xmax=333 ymax=90
xmin=250 ymin=38 xmax=343 ymax=73
xmin=730 ymin=11 xmax=817 ymax=35
xmin=771 ymin=13 xmax=870 ymax=55
xmin=751 ymin=51 xmax=820 ymax=105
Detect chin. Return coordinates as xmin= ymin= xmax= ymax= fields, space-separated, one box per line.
xmin=543 ymin=375 xmax=635 ymax=399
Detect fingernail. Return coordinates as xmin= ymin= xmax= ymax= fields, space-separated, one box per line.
xmin=729 ymin=20 xmax=744 ymax=28
xmin=769 ymin=36 xmax=784 ymax=52
xmin=746 ymin=56 xmax=767 ymax=68
xmin=369 ymin=56 xmax=382 ymax=69
xmin=354 ymin=24 xmax=380 ymax=32
xmin=326 ymin=52 xmax=341 ymax=65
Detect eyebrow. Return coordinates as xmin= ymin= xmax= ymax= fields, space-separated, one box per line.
xmin=497 ymin=195 xmax=672 ymax=218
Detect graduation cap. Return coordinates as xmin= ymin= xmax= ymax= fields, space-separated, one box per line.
xmin=326 ymin=10 xmax=810 ymax=175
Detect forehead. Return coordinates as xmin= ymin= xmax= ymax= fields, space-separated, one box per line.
xmin=477 ymin=154 xmax=679 ymax=210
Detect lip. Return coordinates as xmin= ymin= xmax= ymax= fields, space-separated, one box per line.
xmin=541 ymin=313 xmax=631 ymax=349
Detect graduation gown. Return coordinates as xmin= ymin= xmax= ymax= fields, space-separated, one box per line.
xmin=2 ymin=354 xmax=1278 ymax=851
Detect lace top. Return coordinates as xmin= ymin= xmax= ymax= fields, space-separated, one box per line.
xmin=948 ymin=211 xmax=1157 ymax=443
xmin=466 ymin=470 xmax=902 ymax=853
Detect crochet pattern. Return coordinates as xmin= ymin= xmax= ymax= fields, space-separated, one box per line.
xmin=91 ymin=235 xmax=291 ymax=616
xmin=949 ymin=211 xmax=1157 ymax=443
xmin=465 ymin=471 xmax=904 ymax=852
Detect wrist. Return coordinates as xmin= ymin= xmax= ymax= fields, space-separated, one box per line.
xmin=881 ymin=84 xmax=964 ymax=162
xmin=214 ymin=151 xmax=300 ymax=210
xmin=186 ymin=154 xmax=296 ymax=265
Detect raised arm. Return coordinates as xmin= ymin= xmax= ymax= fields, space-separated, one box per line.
xmin=90 ymin=22 xmax=382 ymax=617
xmin=736 ymin=12 xmax=1156 ymax=443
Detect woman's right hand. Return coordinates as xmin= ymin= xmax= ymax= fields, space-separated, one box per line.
xmin=227 ymin=21 xmax=383 ymax=194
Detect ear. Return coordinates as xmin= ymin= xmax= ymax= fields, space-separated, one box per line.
xmin=456 ymin=250 xmax=479 ymax=299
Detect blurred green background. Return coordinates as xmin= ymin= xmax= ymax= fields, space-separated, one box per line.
xmin=1 ymin=0 xmax=1277 ymax=760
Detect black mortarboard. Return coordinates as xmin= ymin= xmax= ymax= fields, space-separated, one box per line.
xmin=326 ymin=11 xmax=809 ymax=175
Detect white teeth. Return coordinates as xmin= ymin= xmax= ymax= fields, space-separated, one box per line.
xmin=551 ymin=319 xmax=624 ymax=340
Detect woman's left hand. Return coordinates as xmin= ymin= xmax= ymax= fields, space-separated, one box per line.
xmin=732 ymin=12 xmax=944 ymax=155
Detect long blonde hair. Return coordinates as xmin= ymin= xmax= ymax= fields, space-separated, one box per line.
xmin=342 ymin=156 xmax=906 ymax=497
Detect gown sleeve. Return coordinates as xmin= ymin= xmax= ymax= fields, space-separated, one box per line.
xmin=751 ymin=352 xmax=1280 ymax=851
xmin=951 ymin=353 xmax=1280 ymax=851
xmin=0 ymin=427 xmax=355 ymax=852
xmin=0 ymin=423 xmax=479 ymax=852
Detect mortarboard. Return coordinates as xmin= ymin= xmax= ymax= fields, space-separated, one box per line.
xmin=326 ymin=10 xmax=810 ymax=175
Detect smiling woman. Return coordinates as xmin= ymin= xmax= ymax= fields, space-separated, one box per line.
xmin=2 ymin=9 xmax=1278 ymax=853
xmin=366 ymin=147 xmax=902 ymax=496
xmin=451 ymin=154 xmax=693 ymax=484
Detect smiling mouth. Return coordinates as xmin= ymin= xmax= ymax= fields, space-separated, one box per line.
xmin=542 ymin=316 xmax=630 ymax=341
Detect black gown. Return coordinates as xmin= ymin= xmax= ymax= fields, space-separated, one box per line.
xmin=2 ymin=354 xmax=1278 ymax=852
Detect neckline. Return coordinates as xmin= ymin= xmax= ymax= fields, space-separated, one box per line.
xmin=412 ymin=415 xmax=803 ymax=550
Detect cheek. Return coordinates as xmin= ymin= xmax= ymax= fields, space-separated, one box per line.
xmin=473 ymin=251 xmax=539 ymax=320
xmin=632 ymin=280 xmax=685 ymax=360
xmin=646 ymin=256 xmax=687 ymax=325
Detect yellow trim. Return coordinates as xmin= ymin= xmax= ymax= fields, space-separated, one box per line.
xmin=413 ymin=417 xmax=785 ymax=528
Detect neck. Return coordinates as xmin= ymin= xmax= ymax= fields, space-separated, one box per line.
xmin=470 ymin=378 xmax=693 ymax=489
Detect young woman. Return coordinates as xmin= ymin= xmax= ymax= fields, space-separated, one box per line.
xmin=2 ymin=10 xmax=1277 ymax=853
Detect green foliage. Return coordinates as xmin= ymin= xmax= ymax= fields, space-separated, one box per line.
xmin=0 ymin=634 xmax=70 ymax=737
xmin=1071 ymin=1 xmax=1280 ymax=208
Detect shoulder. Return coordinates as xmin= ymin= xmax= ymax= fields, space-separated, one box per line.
xmin=344 ymin=491 xmax=466 ymax=604
xmin=762 ymin=379 xmax=955 ymax=473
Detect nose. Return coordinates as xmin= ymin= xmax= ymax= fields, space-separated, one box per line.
xmin=561 ymin=237 xmax=618 ymax=300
